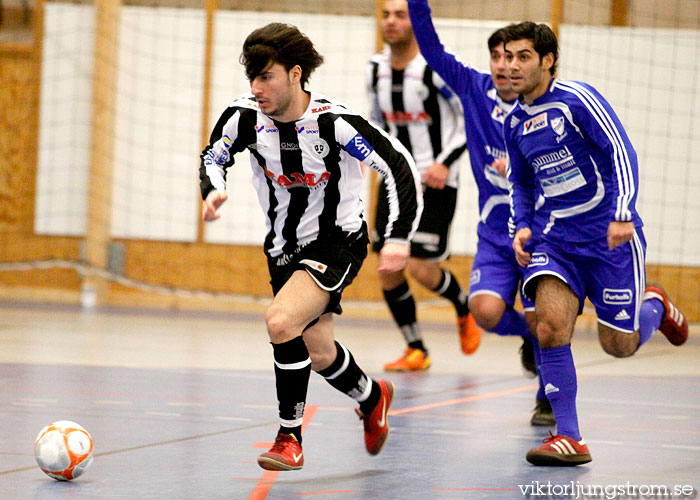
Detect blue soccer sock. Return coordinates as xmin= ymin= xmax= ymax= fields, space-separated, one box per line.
xmin=539 ymin=344 xmax=580 ymax=440
xmin=491 ymin=307 xmax=530 ymax=338
xmin=638 ymin=298 xmax=664 ymax=348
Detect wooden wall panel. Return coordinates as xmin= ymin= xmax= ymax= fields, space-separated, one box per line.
xmin=0 ymin=46 xmax=37 ymax=235
xmin=0 ymin=44 xmax=81 ymax=295
xmin=110 ymin=239 xmax=472 ymax=304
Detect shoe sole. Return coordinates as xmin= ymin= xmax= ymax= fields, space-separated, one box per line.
xmin=530 ymin=415 xmax=557 ymax=426
xmin=383 ymin=364 xmax=430 ymax=372
xmin=257 ymin=456 xmax=303 ymax=471
xmin=368 ymin=381 xmax=395 ymax=456
xmin=526 ymin=450 xmax=592 ymax=466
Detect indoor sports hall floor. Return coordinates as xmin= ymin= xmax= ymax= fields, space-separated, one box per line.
xmin=0 ymin=301 xmax=698 ymax=500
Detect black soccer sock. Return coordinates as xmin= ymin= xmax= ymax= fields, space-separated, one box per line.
xmin=317 ymin=341 xmax=380 ymax=415
xmin=383 ymin=282 xmax=426 ymax=352
xmin=272 ymin=335 xmax=311 ymax=443
xmin=432 ymin=269 xmax=469 ymax=317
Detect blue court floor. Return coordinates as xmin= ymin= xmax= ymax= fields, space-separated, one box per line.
xmin=0 ymin=303 xmax=698 ymax=499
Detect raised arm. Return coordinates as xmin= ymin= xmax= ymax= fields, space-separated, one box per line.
xmin=407 ymin=0 xmax=472 ymax=93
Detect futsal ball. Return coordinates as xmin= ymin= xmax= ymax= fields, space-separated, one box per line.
xmin=34 ymin=420 xmax=94 ymax=480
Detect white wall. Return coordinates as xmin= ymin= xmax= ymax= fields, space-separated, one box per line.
xmin=35 ymin=3 xmax=94 ymax=236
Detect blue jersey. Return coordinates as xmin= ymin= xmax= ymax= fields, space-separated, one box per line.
xmin=408 ymin=0 xmax=517 ymax=249
xmin=505 ymin=79 xmax=643 ymax=243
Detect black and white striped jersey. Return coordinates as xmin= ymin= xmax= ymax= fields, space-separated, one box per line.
xmin=200 ymin=92 xmax=423 ymax=258
xmin=367 ymin=49 xmax=466 ymax=189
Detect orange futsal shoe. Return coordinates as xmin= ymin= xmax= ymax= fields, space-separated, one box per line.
xmin=356 ymin=380 xmax=394 ymax=455
xmin=526 ymin=432 xmax=592 ymax=466
xmin=644 ymin=283 xmax=688 ymax=346
xmin=383 ymin=348 xmax=431 ymax=372
xmin=458 ymin=313 xmax=482 ymax=355
xmin=257 ymin=432 xmax=304 ymax=471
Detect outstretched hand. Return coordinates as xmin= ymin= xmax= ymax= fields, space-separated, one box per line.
xmin=202 ymin=190 xmax=228 ymax=221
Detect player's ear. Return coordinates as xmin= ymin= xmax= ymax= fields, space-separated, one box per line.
xmin=288 ymin=65 xmax=303 ymax=85
xmin=541 ymin=52 xmax=554 ymax=73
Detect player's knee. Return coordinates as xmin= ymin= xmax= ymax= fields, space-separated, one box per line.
xmin=599 ymin=332 xmax=637 ymax=358
xmin=407 ymin=260 xmax=438 ymax=288
xmin=265 ymin=306 xmax=296 ymax=343
xmin=469 ymin=299 xmax=501 ymax=331
xmin=535 ymin=317 xmax=570 ymax=347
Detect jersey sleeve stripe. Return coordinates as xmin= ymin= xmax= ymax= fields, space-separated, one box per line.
xmin=338 ymin=114 xmax=422 ymax=242
xmin=555 ymin=81 xmax=635 ymax=221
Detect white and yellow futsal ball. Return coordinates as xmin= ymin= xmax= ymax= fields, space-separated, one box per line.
xmin=34 ymin=420 xmax=94 ymax=480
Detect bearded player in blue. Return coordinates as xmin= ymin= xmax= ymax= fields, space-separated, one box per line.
xmin=407 ymin=0 xmax=553 ymax=425
xmin=504 ymin=22 xmax=688 ymax=466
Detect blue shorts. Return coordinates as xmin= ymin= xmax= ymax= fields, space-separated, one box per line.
xmin=521 ymin=229 xmax=647 ymax=333
xmin=469 ymin=236 xmax=534 ymax=311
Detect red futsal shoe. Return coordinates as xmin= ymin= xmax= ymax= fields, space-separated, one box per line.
xmin=644 ymin=283 xmax=688 ymax=346
xmin=257 ymin=432 xmax=304 ymax=471
xmin=356 ymin=380 xmax=394 ymax=455
xmin=458 ymin=313 xmax=482 ymax=355
xmin=526 ymin=432 xmax=592 ymax=466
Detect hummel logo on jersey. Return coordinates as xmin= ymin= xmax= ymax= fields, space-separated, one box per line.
xmin=615 ymin=310 xmax=631 ymax=321
xmin=544 ymin=383 xmax=559 ymax=395
xmin=523 ymin=113 xmax=548 ymax=135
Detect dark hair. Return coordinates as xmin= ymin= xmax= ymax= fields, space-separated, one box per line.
xmin=504 ymin=21 xmax=558 ymax=76
xmin=487 ymin=26 xmax=511 ymax=52
xmin=240 ymin=23 xmax=324 ymax=88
